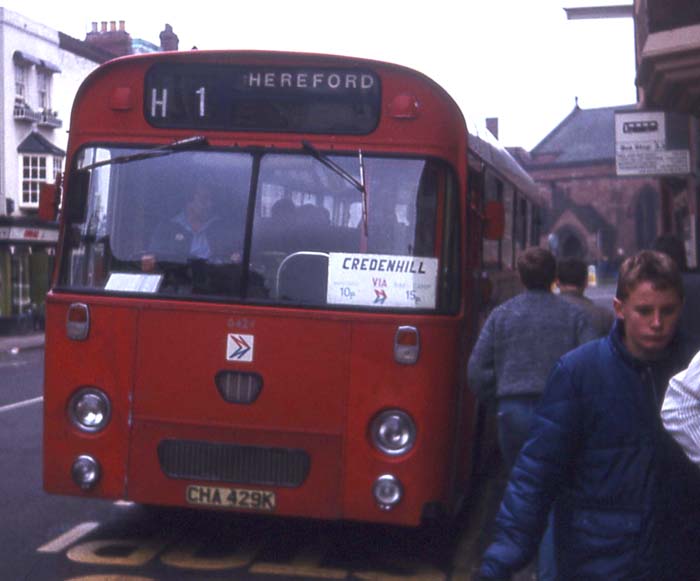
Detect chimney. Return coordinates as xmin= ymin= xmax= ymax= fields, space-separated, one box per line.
xmin=486 ymin=117 xmax=499 ymax=140
xmin=160 ymin=24 xmax=179 ymax=51
xmin=85 ymin=19 xmax=133 ymax=57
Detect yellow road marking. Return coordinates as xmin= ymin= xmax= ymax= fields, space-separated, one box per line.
xmin=160 ymin=539 xmax=259 ymax=570
xmin=66 ymin=574 xmax=155 ymax=581
xmin=353 ymin=563 xmax=446 ymax=580
xmin=66 ymin=538 xmax=167 ymax=566
xmin=250 ymin=544 xmax=348 ymax=579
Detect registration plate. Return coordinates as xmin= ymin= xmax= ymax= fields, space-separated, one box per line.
xmin=186 ymin=484 xmax=276 ymax=511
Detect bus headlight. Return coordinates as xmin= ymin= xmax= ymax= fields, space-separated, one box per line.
xmin=68 ymin=388 xmax=111 ymax=433
xmin=71 ymin=455 xmax=101 ymax=489
xmin=370 ymin=410 xmax=416 ymax=456
xmin=373 ymin=474 xmax=403 ymax=510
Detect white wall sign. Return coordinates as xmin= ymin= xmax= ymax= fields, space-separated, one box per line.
xmin=615 ymin=111 xmax=690 ymax=176
xmin=327 ymin=253 xmax=438 ymax=309
xmin=0 ymin=227 xmax=59 ymax=242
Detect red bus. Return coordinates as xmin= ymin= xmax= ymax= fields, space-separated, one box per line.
xmin=43 ymin=50 xmax=536 ymax=526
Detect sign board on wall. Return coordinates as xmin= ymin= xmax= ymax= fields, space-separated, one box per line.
xmin=615 ymin=110 xmax=691 ymax=176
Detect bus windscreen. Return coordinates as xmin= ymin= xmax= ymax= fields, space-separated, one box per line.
xmin=60 ymin=145 xmax=448 ymax=310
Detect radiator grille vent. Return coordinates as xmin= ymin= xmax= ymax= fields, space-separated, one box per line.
xmin=158 ymin=439 xmax=310 ymax=488
xmin=215 ymin=371 xmax=263 ymax=404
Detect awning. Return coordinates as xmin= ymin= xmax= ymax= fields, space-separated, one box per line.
xmin=12 ymin=50 xmax=61 ymax=73
xmin=39 ymin=59 xmax=61 ymax=73
xmin=13 ymin=50 xmax=41 ymax=67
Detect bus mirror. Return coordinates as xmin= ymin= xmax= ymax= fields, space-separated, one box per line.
xmin=39 ymin=177 xmax=60 ymax=221
xmin=65 ymin=170 xmax=91 ymax=223
xmin=484 ymin=201 xmax=505 ymax=240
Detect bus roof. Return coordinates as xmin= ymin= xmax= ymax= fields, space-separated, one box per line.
xmin=466 ymin=118 xmax=540 ymax=202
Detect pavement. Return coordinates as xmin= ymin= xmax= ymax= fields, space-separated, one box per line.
xmin=0 ymin=332 xmax=45 ymax=354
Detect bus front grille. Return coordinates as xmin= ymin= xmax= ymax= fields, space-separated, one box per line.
xmin=157 ymin=439 xmax=310 ymax=488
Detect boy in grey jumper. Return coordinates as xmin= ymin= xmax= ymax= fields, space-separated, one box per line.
xmin=468 ymin=247 xmax=596 ymax=467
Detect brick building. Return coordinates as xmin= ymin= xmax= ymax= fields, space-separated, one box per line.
xmin=511 ymin=103 xmax=665 ymax=278
xmin=633 ymin=0 xmax=700 ymax=272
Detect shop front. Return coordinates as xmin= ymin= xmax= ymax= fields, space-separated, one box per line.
xmin=0 ymin=216 xmax=58 ymax=334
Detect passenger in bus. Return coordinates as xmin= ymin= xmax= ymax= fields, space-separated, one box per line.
xmin=468 ymin=247 xmax=596 ymax=581
xmin=556 ymin=257 xmax=614 ymax=338
xmin=476 ymin=251 xmax=700 ymax=580
xmin=270 ymin=197 xmax=296 ymax=224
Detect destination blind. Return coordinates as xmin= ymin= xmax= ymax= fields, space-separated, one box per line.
xmin=144 ymin=63 xmax=381 ymax=134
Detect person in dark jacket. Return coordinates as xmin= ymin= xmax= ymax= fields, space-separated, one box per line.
xmin=469 ymin=247 xmax=596 ymax=581
xmin=556 ymin=257 xmax=614 ymax=338
xmin=653 ymin=233 xmax=700 ymax=344
xmin=477 ymin=250 xmax=700 ymax=580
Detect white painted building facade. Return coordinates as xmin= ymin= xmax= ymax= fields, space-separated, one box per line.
xmin=0 ymin=7 xmax=109 ymax=331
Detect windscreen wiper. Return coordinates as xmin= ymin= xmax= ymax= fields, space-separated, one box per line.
xmin=79 ymin=136 xmax=209 ymax=171
xmin=302 ymin=140 xmax=369 ymax=236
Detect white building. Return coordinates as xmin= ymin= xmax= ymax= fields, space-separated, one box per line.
xmin=0 ymin=9 xmax=179 ymax=332
xmin=0 ymin=7 xmax=110 ymax=332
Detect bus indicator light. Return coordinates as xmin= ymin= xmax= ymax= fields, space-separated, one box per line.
xmin=388 ymin=94 xmax=420 ymax=119
xmin=66 ymin=303 xmax=90 ymax=341
xmin=373 ymin=474 xmax=403 ymax=510
xmin=71 ymin=455 xmax=101 ymax=490
xmin=110 ymin=87 xmax=133 ymax=111
xmin=394 ymin=326 xmax=420 ymax=365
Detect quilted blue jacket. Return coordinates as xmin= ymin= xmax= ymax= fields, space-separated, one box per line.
xmin=479 ymin=321 xmax=700 ymax=580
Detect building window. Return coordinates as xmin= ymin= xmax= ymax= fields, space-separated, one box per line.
xmin=20 ymin=154 xmax=63 ymax=209
xmin=15 ymin=63 xmax=28 ymax=101
xmin=22 ymin=156 xmax=47 ymax=208
xmin=37 ymin=70 xmax=51 ymax=111
xmin=19 ymin=154 xmax=64 ymax=209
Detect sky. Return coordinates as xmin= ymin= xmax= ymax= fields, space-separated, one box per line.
xmin=2 ymin=0 xmax=637 ymax=150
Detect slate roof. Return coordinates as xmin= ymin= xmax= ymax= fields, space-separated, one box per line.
xmin=530 ymin=103 xmax=637 ymax=165
xmin=58 ymin=32 xmax=114 ymax=64
xmin=17 ymin=132 xmax=65 ymax=156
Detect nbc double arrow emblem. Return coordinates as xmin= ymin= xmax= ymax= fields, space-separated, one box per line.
xmin=374 ymin=289 xmax=387 ymax=304
xmin=227 ymin=334 xmax=254 ymax=362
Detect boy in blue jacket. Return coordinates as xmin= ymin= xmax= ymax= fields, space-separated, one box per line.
xmin=478 ymin=250 xmax=700 ymax=580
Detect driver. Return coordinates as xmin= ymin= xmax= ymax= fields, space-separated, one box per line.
xmin=142 ymin=183 xmax=240 ymax=271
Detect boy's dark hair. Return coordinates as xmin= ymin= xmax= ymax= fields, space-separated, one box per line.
xmin=517 ymin=247 xmax=556 ymax=291
xmin=652 ymin=234 xmax=688 ymax=272
xmin=557 ymin=258 xmax=588 ymax=288
xmin=615 ymin=250 xmax=684 ymax=301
